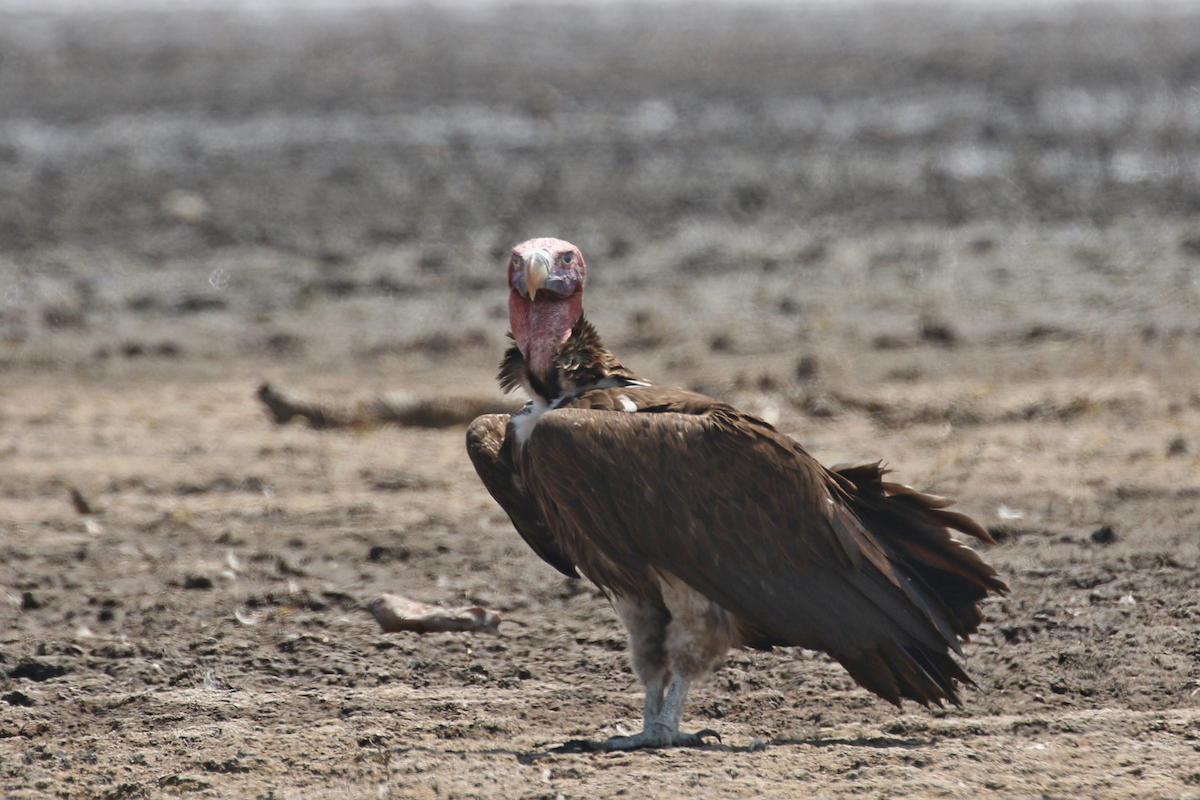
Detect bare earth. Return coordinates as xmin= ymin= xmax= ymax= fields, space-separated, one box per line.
xmin=2 ymin=4 xmax=1200 ymax=799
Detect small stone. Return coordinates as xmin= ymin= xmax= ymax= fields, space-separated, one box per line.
xmin=795 ymin=355 xmax=818 ymax=382
xmin=160 ymin=190 xmax=211 ymax=224
xmin=919 ymin=318 xmax=958 ymax=347
xmin=183 ymin=574 xmax=214 ymax=590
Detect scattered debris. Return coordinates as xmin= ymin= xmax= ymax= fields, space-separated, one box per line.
xmin=885 ymin=365 xmax=923 ymax=383
xmin=709 ymin=333 xmax=734 ymax=353
xmin=368 ymin=593 xmax=501 ymax=635
xmin=794 ymin=355 xmax=819 ymax=383
xmin=2 ymin=691 xmax=36 ymax=707
xmin=368 ymin=545 xmax=411 ymax=563
xmin=918 ymin=317 xmax=958 ymax=347
xmin=360 ymin=469 xmax=430 ymax=492
xmin=1023 ymin=324 xmax=1076 ymax=343
xmin=8 ymin=660 xmax=69 ymax=682
xmin=160 ymin=189 xmax=212 ymax=224
xmin=183 ymin=575 xmax=214 ymax=590
xmin=872 ymin=334 xmax=910 ymax=350
xmin=158 ymin=775 xmax=211 ymax=792
xmin=233 ymin=608 xmax=261 ymax=626
xmin=1179 ymin=235 xmax=1200 ymax=259
xmin=997 ymin=504 xmax=1026 ymax=521
xmin=69 ymin=487 xmax=96 ymax=515
xmin=1090 ymin=525 xmax=1118 ymax=545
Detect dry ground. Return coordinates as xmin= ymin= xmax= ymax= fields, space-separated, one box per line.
xmin=3 ymin=3 xmax=1200 ymax=799
xmin=3 ymin=217 xmax=1200 ymax=799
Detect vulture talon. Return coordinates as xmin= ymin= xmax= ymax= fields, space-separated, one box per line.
xmin=688 ymin=728 xmax=722 ymax=746
xmin=469 ymin=238 xmax=1009 ymax=751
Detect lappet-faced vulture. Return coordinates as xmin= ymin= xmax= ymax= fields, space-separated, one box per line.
xmin=467 ymin=237 xmax=1008 ymax=751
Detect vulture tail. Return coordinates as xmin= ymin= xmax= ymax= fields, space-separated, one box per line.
xmin=837 ymin=640 xmax=974 ymax=707
xmin=828 ymin=462 xmax=1009 ymax=707
xmin=835 ymin=462 xmax=1008 ymax=640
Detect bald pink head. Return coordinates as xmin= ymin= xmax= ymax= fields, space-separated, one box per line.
xmin=507 ymin=238 xmax=587 ymax=381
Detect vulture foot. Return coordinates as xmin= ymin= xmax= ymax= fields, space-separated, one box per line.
xmin=548 ymin=672 xmax=722 ymax=752
xmin=552 ymin=726 xmax=721 ymax=753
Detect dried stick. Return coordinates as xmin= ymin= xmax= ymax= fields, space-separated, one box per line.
xmin=257 ymin=382 xmax=513 ymax=430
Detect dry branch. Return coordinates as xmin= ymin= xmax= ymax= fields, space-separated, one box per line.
xmin=368 ymin=593 xmax=502 ymax=634
xmin=257 ymin=381 xmax=513 ymax=430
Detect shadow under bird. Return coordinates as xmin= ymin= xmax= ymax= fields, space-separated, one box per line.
xmin=467 ymin=237 xmax=1009 ymax=751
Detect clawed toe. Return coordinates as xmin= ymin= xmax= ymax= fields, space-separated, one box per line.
xmin=678 ymin=728 xmax=721 ymax=746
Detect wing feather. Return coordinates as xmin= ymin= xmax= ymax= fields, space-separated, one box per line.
xmin=466 ymin=414 xmax=579 ymax=578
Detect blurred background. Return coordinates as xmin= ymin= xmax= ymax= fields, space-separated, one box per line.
xmin=2 ymin=0 xmax=1199 ymax=390
xmin=3 ymin=5 xmax=1200 ymax=796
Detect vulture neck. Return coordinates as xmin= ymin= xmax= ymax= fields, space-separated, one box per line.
xmin=500 ymin=316 xmax=640 ymax=405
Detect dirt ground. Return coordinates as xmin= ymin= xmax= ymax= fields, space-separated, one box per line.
xmin=3 ymin=3 xmax=1200 ymax=799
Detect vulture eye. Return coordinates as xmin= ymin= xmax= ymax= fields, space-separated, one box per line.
xmin=562 ymin=252 xmax=574 ymax=264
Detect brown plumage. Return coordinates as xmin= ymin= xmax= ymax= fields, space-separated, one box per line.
xmin=467 ymin=238 xmax=1008 ymax=750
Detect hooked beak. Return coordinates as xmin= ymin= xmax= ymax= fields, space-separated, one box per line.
xmin=524 ymin=248 xmax=553 ymax=300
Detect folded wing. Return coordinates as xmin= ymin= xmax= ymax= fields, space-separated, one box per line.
xmin=466 ymin=413 xmax=579 ymax=579
xmin=523 ymin=405 xmax=1006 ymax=706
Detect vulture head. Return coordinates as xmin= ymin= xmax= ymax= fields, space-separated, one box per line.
xmin=508 ymin=237 xmax=587 ymax=381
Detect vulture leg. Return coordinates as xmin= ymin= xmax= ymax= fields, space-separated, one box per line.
xmin=580 ymin=582 xmax=727 ymax=751
xmin=613 ymin=595 xmax=671 ymax=703
xmin=642 ymin=678 xmax=666 ymax=727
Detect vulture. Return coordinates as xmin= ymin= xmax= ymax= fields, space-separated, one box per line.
xmin=467 ymin=237 xmax=1008 ymax=751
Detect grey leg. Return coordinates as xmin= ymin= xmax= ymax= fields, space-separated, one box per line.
xmin=642 ymin=676 xmax=666 ymax=730
xmin=576 ymin=674 xmax=718 ymax=751
xmin=656 ymin=673 xmax=692 ymax=735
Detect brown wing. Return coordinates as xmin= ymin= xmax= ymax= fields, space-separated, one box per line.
xmin=522 ymin=402 xmax=1006 ymax=706
xmin=466 ymin=414 xmax=579 ymax=578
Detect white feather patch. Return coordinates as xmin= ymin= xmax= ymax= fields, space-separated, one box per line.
xmin=617 ymin=395 xmax=638 ymax=413
xmin=511 ymin=399 xmax=549 ymax=450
